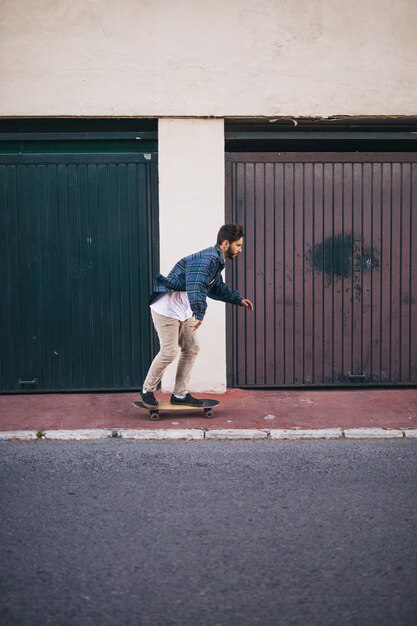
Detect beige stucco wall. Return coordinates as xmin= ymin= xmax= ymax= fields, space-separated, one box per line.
xmin=1 ymin=0 xmax=416 ymax=117
xmin=158 ymin=118 xmax=227 ymax=393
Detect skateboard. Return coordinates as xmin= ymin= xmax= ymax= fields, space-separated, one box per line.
xmin=133 ymin=399 xmax=219 ymax=421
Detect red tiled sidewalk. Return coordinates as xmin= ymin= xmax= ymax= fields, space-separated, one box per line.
xmin=0 ymin=388 xmax=416 ymax=432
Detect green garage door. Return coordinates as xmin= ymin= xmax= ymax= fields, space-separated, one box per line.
xmin=0 ymin=153 xmax=158 ymax=392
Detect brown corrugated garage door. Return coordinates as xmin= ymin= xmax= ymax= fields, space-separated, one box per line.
xmin=225 ymin=152 xmax=417 ymax=387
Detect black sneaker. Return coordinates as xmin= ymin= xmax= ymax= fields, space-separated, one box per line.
xmin=140 ymin=389 xmax=158 ymax=408
xmin=170 ymin=393 xmax=203 ymax=407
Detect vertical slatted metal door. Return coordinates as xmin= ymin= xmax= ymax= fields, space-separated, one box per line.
xmin=0 ymin=153 xmax=158 ymax=392
xmin=226 ymin=153 xmax=417 ymax=387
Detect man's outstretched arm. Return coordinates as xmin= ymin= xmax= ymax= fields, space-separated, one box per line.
xmin=208 ymin=274 xmax=254 ymax=310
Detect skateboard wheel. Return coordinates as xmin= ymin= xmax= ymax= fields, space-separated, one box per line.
xmin=150 ymin=411 xmax=160 ymax=421
xmin=204 ymin=409 xmax=214 ymax=418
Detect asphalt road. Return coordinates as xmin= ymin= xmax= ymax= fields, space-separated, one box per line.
xmin=1 ymin=440 xmax=417 ymax=626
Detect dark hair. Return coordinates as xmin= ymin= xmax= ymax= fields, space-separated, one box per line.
xmin=216 ymin=223 xmax=244 ymax=246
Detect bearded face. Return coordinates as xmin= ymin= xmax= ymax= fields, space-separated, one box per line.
xmin=225 ymin=237 xmax=243 ymax=260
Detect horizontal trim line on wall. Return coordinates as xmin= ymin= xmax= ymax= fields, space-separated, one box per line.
xmin=226 ymin=132 xmax=417 ymax=140
xmin=0 ymin=153 xmax=157 ymax=164
xmin=0 ymin=132 xmax=158 ymax=141
xmin=226 ymin=152 xmax=417 ymax=163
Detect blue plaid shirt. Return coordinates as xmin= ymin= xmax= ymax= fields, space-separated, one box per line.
xmin=150 ymin=245 xmax=243 ymax=321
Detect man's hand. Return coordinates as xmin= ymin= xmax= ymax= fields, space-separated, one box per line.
xmin=192 ymin=319 xmax=203 ymax=332
xmin=241 ymin=299 xmax=254 ymax=311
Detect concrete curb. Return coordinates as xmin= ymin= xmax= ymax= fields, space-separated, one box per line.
xmin=205 ymin=429 xmax=268 ymax=440
xmin=1 ymin=428 xmax=417 ymax=441
xmin=343 ymin=428 xmax=405 ymax=439
xmin=269 ymin=428 xmax=343 ymax=439
xmin=117 ymin=429 xmax=205 ymax=440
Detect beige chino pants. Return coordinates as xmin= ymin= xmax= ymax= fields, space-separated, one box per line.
xmin=143 ymin=310 xmax=200 ymax=395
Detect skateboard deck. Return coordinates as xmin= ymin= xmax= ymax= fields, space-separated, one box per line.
xmin=133 ymin=399 xmax=219 ymax=421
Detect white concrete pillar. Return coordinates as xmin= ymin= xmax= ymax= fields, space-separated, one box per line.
xmin=157 ymin=118 xmax=226 ymax=393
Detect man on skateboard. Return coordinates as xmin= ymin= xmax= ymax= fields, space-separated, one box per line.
xmin=140 ymin=223 xmax=254 ymax=409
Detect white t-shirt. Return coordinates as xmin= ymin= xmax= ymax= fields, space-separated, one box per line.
xmin=150 ymin=291 xmax=193 ymax=321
